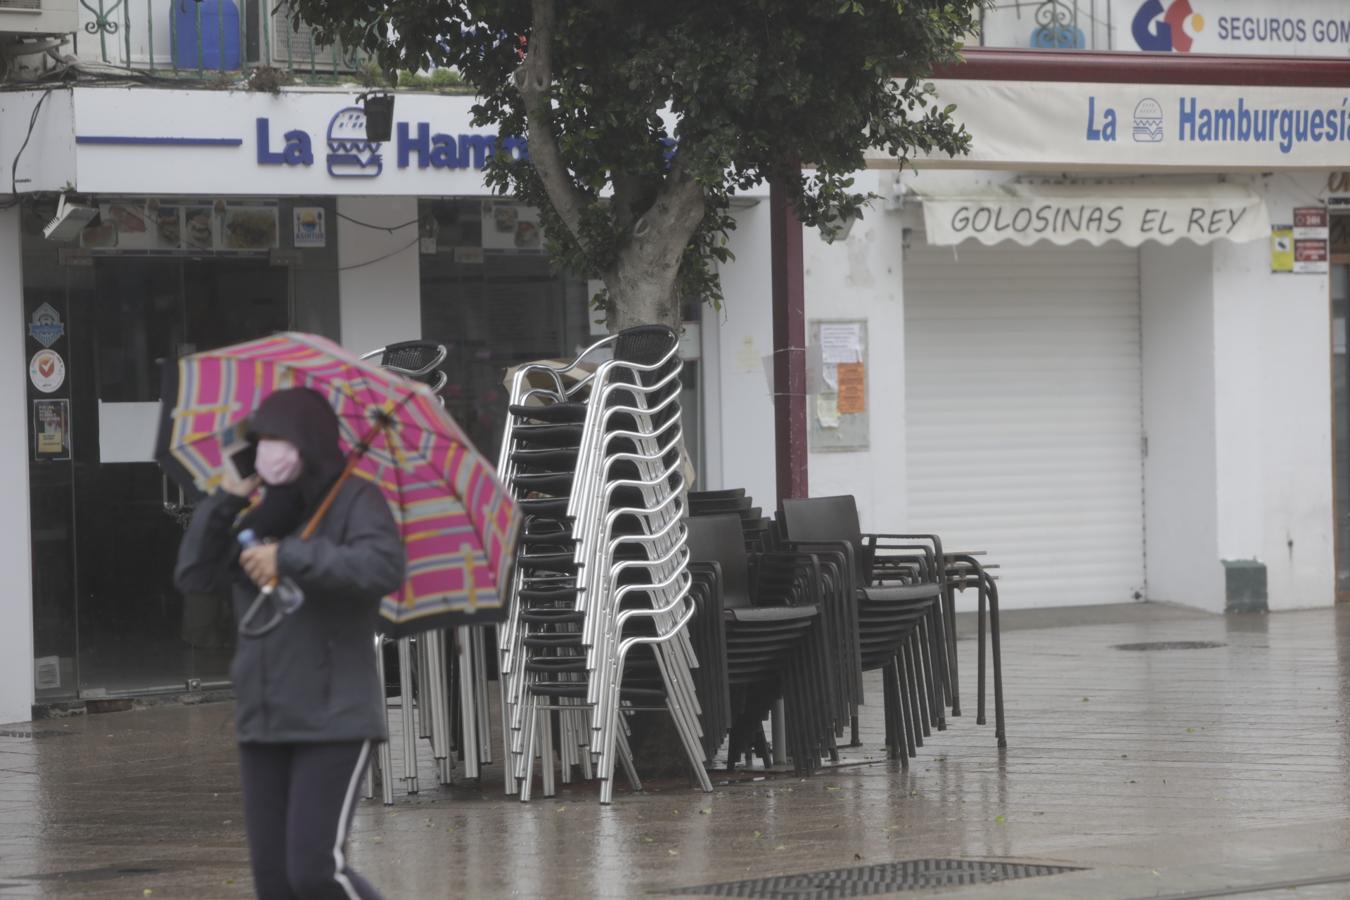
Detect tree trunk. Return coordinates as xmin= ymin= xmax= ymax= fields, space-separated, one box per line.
xmin=607 ymin=263 xmax=681 ymax=331
xmin=604 ymin=173 xmax=705 ymax=332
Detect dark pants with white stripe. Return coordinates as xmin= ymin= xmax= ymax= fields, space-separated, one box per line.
xmin=238 ymin=741 xmax=384 ymax=900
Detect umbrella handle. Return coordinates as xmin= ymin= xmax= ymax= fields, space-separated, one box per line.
xmin=298 ymin=419 xmax=385 ymax=540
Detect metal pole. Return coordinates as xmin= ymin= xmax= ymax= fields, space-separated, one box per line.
xmin=770 ymin=176 xmax=808 ymax=504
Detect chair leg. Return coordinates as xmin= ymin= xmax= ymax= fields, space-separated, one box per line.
xmin=905 ymin=632 xmax=929 ymax=741
xmin=881 ymin=661 xmax=898 ymax=759
xmin=977 ymin=579 xmax=988 ymax=726
xmin=616 ymin=723 xmax=642 ymax=792
xmin=987 ymin=573 xmax=1006 ymax=748
xmin=918 ymin=614 xmax=944 ymax=732
xmin=894 ymin=651 xmax=915 ymax=762
xmin=944 ymin=578 xmax=961 ymax=717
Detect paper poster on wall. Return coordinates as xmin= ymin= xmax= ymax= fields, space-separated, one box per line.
xmin=1271 ymin=226 xmax=1294 ymax=272
xmin=33 ymin=399 xmax=70 ymax=461
xmin=809 ymin=319 xmax=869 ymax=452
xmin=29 ymin=349 xmax=65 ymax=393
xmin=836 ymin=362 xmax=866 ymax=415
xmin=1294 ymin=238 xmax=1329 ymax=274
xmin=480 ymin=201 xmax=543 ymax=251
xmin=293 ymin=207 xmax=327 ymax=248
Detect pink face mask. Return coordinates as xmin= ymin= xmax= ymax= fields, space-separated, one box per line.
xmin=255 ymin=439 xmax=303 ymax=485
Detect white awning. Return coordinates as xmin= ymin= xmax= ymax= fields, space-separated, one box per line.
xmin=917 ymin=182 xmax=1270 ymax=248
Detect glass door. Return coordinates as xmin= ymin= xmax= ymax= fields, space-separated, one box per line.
xmin=67 ymin=257 xmax=290 ymax=696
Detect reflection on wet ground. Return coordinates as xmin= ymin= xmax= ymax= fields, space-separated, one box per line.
xmin=4 ymin=603 xmax=1350 ymax=898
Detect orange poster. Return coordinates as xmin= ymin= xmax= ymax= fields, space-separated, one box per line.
xmin=836 ymin=362 xmax=865 ymax=415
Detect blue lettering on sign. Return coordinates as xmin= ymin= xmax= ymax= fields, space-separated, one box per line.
xmin=1174 ymin=96 xmax=1350 ymax=154
xmin=253 ymin=107 xmax=528 ymax=177
xmin=397 ymin=122 xmax=529 ymax=170
xmin=1085 ymin=96 xmax=1117 ymax=142
xmin=255 ymin=118 xmax=314 ymax=166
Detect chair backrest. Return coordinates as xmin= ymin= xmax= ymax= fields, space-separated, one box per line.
xmin=689 ymin=488 xmax=746 ymax=503
xmin=779 ymin=495 xmax=868 ymax=582
xmin=686 ymin=513 xmax=753 ymax=609
xmin=379 ymin=340 xmax=447 ymax=378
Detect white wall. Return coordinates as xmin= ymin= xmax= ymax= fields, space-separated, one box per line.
xmin=802 ymin=183 xmax=907 ymax=531
xmin=1141 ymin=242 xmax=1223 ymax=611
xmin=337 ymin=197 xmax=422 ymax=354
xmin=707 ymin=201 xmax=776 ymax=510
xmin=1212 ymin=174 xmax=1334 ymax=610
xmin=0 ymin=209 xmax=36 ymax=724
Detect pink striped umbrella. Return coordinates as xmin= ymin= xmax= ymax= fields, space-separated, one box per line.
xmin=155 ymin=332 xmax=519 ymax=635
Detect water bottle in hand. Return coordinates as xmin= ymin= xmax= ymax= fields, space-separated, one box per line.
xmin=237 ymin=529 xmax=305 ymax=615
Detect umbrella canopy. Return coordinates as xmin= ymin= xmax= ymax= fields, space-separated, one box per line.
xmin=155 ymin=332 xmax=519 ymax=635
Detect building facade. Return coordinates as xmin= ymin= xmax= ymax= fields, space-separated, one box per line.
xmin=4 ymin=0 xmax=1350 ymax=724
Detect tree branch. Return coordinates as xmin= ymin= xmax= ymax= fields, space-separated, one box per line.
xmin=517 ymin=0 xmax=587 ymax=238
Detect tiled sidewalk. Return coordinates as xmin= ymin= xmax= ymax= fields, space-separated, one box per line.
xmin=3 ymin=603 xmax=1350 ymax=898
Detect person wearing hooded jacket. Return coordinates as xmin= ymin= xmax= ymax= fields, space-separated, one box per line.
xmin=175 ymin=387 xmax=404 ymax=900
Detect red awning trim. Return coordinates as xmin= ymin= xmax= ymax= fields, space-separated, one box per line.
xmin=928 ymin=48 xmax=1350 ymax=89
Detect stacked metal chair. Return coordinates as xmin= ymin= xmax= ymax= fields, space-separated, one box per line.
xmin=359 ymin=340 xmax=469 ymax=804
xmin=496 ymin=325 xmax=714 ymax=804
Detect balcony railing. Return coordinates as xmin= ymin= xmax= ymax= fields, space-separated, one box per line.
xmin=73 ymin=0 xmax=368 ymax=79
xmin=977 ymin=0 xmax=1116 ymax=52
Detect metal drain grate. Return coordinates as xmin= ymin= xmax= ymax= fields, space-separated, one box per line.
xmin=1113 ymin=641 xmax=1227 ymax=651
xmin=665 ymin=858 xmax=1085 ymax=898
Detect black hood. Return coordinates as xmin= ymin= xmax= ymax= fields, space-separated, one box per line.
xmin=247 ymin=386 xmax=346 ymax=510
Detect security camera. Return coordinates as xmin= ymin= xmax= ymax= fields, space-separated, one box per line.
xmin=43 ymin=195 xmax=99 ymax=243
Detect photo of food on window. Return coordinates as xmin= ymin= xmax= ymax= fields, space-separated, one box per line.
xmin=223 ymin=207 xmax=279 ymax=250
xmin=81 ymin=217 xmax=118 ymax=249
xmin=184 ymin=207 xmax=214 ymax=250
xmin=154 ymin=204 xmax=183 ymax=249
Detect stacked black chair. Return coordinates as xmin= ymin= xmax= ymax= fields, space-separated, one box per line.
xmin=779 ymin=495 xmax=949 ymax=766
xmin=687 ymin=514 xmax=854 ymax=775
xmin=496 ymin=326 xmax=713 ymax=803
xmin=945 ymin=554 xmax=1006 ymax=747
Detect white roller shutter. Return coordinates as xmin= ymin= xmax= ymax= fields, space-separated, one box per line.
xmin=903 ymin=241 xmax=1145 ymax=609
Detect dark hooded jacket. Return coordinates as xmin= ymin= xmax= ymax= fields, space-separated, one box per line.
xmin=174 ymin=388 xmax=405 ymax=744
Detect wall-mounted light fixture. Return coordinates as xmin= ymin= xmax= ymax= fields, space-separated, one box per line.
xmin=356 ymin=91 xmax=395 ymax=142
xmin=43 ymin=194 xmax=99 ymax=242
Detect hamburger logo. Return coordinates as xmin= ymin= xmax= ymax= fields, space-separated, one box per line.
xmin=326 ymin=107 xmax=383 ymax=178
xmin=1132 ymin=98 xmax=1164 ymax=143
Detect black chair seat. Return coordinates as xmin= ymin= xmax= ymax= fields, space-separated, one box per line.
xmin=512 ymin=424 xmax=583 ymax=448
xmin=519 ymin=497 xmax=571 ymax=517
xmin=509 ymin=402 xmax=588 ymax=424
xmin=511 ymin=447 xmax=579 ymax=468
xmin=725 ymin=605 xmax=818 ymax=624
xmin=514 ymin=472 xmax=575 ymax=495
xmin=860 ymin=584 xmax=941 ymax=603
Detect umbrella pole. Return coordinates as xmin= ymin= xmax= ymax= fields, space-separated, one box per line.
xmin=297 ymin=420 xmax=386 ymax=540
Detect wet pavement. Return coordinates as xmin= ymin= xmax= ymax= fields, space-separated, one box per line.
xmin=4 ymin=603 xmax=1350 ymax=898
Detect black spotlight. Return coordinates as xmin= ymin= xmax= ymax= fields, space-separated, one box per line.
xmin=357 ymin=91 xmax=395 ymax=143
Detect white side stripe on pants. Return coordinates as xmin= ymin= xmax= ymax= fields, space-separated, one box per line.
xmin=333 ymin=739 xmax=372 ymax=900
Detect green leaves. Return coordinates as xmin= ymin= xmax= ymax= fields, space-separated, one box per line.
xmin=291 ymin=0 xmax=982 ymax=320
